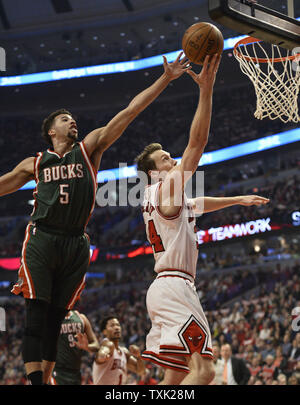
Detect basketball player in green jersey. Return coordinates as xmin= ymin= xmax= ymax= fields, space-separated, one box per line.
xmin=0 ymin=52 xmax=191 ymax=385
xmin=50 ymin=310 xmax=99 ymax=385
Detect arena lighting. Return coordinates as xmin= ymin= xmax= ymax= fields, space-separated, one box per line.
xmin=0 ymin=281 xmax=10 ymax=288
xmin=197 ymin=217 xmax=273 ymax=244
xmin=2 ymin=18 xmax=299 ymax=87
xmin=20 ymin=127 xmax=300 ymax=190
xmin=85 ymin=272 xmax=104 ymax=279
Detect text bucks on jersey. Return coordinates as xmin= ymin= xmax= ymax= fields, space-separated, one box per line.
xmin=31 ymin=142 xmax=97 ymax=232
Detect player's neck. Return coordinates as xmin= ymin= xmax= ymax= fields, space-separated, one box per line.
xmin=52 ymin=139 xmax=75 ymax=156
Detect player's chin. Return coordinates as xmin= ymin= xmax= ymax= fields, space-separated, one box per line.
xmin=67 ymin=132 xmax=78 ymax=140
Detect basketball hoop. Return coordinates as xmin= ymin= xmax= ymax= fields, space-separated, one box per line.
xmin=233 ymin=36 xmax=300 ymax=123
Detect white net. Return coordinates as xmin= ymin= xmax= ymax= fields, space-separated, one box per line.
xmin=234 ymin=39 xmax=300 ymax=123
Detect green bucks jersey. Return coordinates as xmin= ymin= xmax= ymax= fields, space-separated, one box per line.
xmin=31 ymin=142 xmax=97 ymax=234
xmin=55 ymin=310 xmax=85 ymax=371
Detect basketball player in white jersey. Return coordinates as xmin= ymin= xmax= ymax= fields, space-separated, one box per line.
xmin=135 ymin=53 xmax=269 ymax=385
xmin=92 ymin=316 xmax=145 ymax=385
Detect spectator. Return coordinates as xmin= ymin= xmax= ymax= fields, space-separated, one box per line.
xmin=261 ymin=340 xmax=276 ymax=360
xmin=282 ymin=333 xmax=292 ymax=357
xmin=287 ymin=374 xmax=298 ymax=385
xmin=220 ymin=343 xmax=250 ymax=385
xmin=273 ymin=346 xmax=288 ymax=378
xmin=248 ymin=356 xmax=262 ymax=378
xmin=277 ymin=373 xmax=287 ymax=385
xmin=253 ymin=377 xmax=264 ymax=385
xmin=259 ymin=321 xmax=271 ymax=341
xmin=261 ymin=355 xmax=276 ymax=383
xmin=288 ymin=337 xmax=300 ymax=361
xmin=293 ymin=360 xmax=300 ymax=381
xmin=210 ymin=343 xmax=223 ymax=385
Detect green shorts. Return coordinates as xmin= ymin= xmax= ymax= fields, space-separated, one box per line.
xmin=12 ymin=224 xmax=90 ymax=309
xmin=51 ymin=368 xmax=81 ymax=385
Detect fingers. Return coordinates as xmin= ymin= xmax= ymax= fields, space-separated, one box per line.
xmin=179 ymin=55 xmax=189 ymax=64
xmin=254 ymin=196 xmax=270 ymax=203
xmin=175 ymin=51 xmax=184 ymax=63
xmin=250 ymin=196 xmax=270 ymax=205
xmin=207 ymin=53 xmax=220 ymax=74
xmin=257 ymin=198 xmax=270 ymax=205
xmin=213 ymin=53 xmax=222 ymax=73
xmin=186 ymin=69 xmax=198 ymax=80
xmin=202 ymin=55 xmax=210 ymax=73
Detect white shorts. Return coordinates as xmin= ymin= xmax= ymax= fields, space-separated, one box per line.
xmin=142 ymin=270 xmax=213 ymax=373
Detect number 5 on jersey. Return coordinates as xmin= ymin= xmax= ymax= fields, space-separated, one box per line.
xmin=59 ymin=184 xmax=69 ymax=204
xmin=148 ymin=220 xmax=165 ymax=253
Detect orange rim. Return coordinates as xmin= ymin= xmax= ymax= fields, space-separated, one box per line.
xmin=233 ymin=36 xmax=299 ymax=63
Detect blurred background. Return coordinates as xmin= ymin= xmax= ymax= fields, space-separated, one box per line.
xmin=0 ymin=0 xmax=299 ymax=385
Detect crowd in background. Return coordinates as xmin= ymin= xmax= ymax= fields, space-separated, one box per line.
xmin=0 ymin=84 xmax=296 ymax=175
xmin=0 ymin=259 xmax=299 ymax=385
xmin=0 ymin=79 xmax=299 ymax=385
xmin=0 ymin=169 xmax=298 ymax=259
xmin=0 ymin=83 xmax=299 ymax=257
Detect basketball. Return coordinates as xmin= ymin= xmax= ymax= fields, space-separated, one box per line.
xmin=182 ymin=22 xmax=224 ymax=65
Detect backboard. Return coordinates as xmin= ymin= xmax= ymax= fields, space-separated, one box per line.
xmin=208 ymin=0 xmax=299 ymax=50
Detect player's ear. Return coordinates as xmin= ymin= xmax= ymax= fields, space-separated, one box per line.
xmin=148 ymin=170 xmax=159 ymax=182
xmin=48 ymin=128 xmax=55 ymax=137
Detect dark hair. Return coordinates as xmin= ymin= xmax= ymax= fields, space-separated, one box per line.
xmin=100 ymin=316 xmax=118 ymax=332
xmin=135 ymin=143 xmax=162 ymax=184
xmin=41 ymin=108 xmax=73 ymax=147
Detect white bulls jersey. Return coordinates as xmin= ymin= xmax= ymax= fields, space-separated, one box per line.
xmin=142 ymin=181 xmax=199 ymax=278
xmin=92 ymin=339 xmax=127 ymax=385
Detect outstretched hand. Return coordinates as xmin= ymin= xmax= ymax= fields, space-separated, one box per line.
xmin=163 ymin=51 xmax=192 ymax=81
xmin=187 ymin=53 xmax=221 ymax=90
xmin=74 ymin=332 xmax=89 ymax=351
xmin=238 ymin=195 xmax=270 ymax=206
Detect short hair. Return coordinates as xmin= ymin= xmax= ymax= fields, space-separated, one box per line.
xmin=100 ymin=315 xmax=118 ymax=332
xmin=41 ymin=108 xmax=73 ymax=147
xmin=135 ymin=143 xmax=162 ymax=184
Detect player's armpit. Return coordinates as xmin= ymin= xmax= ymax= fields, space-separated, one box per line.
xmin=82 ymin=127 xmax=105 ymax=156
xmin=0 ymin=157 xmax=35 ymax=197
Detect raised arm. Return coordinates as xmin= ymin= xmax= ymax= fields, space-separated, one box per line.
xmin=83 ymin=53 xmax=191 ymax=171
xmin=180 ymin=54 xmax=221 ymax=177
xmin=189 ymin=195 xmax=270 ymax=215
xmin=74 ymin=313 xmax=100 ymax=353
xmin=0 ymin=157 xmax=35 ymax=197
xmin=159 ymin=54 xmax=221 ymax=217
